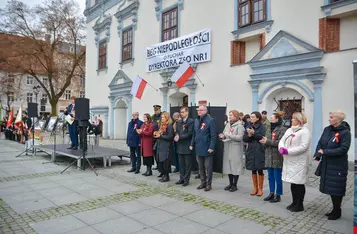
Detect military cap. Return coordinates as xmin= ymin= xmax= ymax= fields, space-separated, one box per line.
xmin=153 ymin=105 xmax=161 ymax=109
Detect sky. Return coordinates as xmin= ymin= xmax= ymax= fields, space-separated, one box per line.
xmin=0 ymin=0 xmax=86 ymax=15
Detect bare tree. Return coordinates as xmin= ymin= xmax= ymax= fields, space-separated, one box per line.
xmin=0 ymin=0 xmax=85 ymax=116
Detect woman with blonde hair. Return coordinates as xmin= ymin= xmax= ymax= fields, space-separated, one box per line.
xmin=314 ymin=110 xmax=351 ymax=220
xmin=278 ymin=112 xmax=310 ymax=212
xmin=219 ymin=110 xmax=245 ymax=192
xmin=154 ymin=111 xmax=174 ymax=182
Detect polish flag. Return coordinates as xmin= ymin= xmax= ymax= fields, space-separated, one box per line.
xmin=15 ymin=105 xmax=23 ymax=128
xmin=171 ymin=62 xmax=194 ymax=88
xmin=131 ymin=76 xmax=147 ymax=99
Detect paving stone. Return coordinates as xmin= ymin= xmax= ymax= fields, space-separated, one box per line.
xmin=73 ymin=207 xmax=122 ymax=225
xmin=108 ymin=200 xmax=152 ymax=215
xmin=29 ymin=215 xmax=87 ymax=234
xmin=62 ymin=226 xmax=101 ymax=234
xmin=154 ymin=217 xmax=209 ymax=234
xmin=184 ymin=209 xmax=233 ymax=228
xmin=128 ymin=208 xmax=178 ymax=226
xmin=91 ymin=216 xmax=147 ymax=234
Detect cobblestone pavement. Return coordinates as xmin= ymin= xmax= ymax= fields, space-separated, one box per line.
xmin=0 ymin=139 xmax=353 ymax=234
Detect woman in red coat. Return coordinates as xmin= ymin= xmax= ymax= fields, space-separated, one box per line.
xmin=137 ymin=113 xmax=154 ymax=176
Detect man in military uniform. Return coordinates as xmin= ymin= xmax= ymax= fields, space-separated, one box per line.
xmin=151 ymin=105 xmax=162 ymax=170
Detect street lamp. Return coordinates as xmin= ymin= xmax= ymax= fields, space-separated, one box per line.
xmin=33 ymin=85 xmax=40 ymax=103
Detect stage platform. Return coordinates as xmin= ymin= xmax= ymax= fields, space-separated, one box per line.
xmin=35 ymin=144 xmax=129 ymax=168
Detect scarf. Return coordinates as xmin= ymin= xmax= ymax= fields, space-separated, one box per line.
xmin=270 ymin=119 xmax=282 ymax=133
xmin=160 ymin=120 xmax=168 ymax=133
xmin=229 ymin=120 xmax=238 ymax=125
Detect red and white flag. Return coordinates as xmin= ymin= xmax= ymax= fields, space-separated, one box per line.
xmin=15 ymin=105 xmax=23 ymax=128
xmin=131 ymin=76 xmax=147 ymax=99
xmin=171 ymin=62 xmax=195 ymax=88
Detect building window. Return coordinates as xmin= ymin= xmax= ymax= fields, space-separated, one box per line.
xmin=43 ymin=78 xmax=48 ymax=86
xmin=70 ymin=46 xmax=74 ymax=53
xmin=98 ymin=41 xmax=107 ymax=70
xmin=7 ymin=92 xmax=14 ymax=103
xmin=7 ymin=74 xmax=15 ymax=83
xmin=42 ymin=94 xmax=47 ymax=103
xmin=122 ymin=28 xmax=133 ymax=61
xmin=27 ymin=76 xmax=34 ymax=85
xmin=27 ymin=93 xmax=33 ymax=103
xmin=80 ymin=77 xmax=85 ymax=87
xmin=65 ymin=90 xmax=71 ymax=100
xmin=80 ymin=90 xmax=85 ymax=98
xmin=238 ymin=0 xmax=266 ymax=27
xmin=162 ymin=7 xmax=178 ymax=42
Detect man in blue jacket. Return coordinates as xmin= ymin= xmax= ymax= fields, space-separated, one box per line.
xmin=127 ymin=112 xmax=143 ymax=174
xmin=190 ymin=105 xmax=217 ymax=191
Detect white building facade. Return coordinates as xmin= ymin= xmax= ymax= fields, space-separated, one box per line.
xmin=84 ymin=0 xmax=357 ymax=162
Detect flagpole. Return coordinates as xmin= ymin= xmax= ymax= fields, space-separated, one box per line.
xmin=194 ymin=73 xmax=204 ymax=87
xmin=146 ymin=82 xmax=159 ymax=91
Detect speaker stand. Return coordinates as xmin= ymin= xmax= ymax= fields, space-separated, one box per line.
xmin=60 ymin=122 xmax=98 ymax=176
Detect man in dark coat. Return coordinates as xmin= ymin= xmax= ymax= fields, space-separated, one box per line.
xmin=151 ymin=105 xmax=162 ymax=170
xmin=174 ymin=106 xmax=194 ymax=186
xmin=314 ymin=111 xmax=351 ymax=221
xmin=127 ymin=112 xmax=143 ymax=174
xmin=190 ymin=105 xmax=217 ymax=192
xmin=64 ymin=96 xmax=78 ymax=150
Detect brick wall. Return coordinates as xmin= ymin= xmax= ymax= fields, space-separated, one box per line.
xmin=319 ymin=18 xmax=340 ymax=52
xmin=231 ymin=41 xmax=246 ymax=65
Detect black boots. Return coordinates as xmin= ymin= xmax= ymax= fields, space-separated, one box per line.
xmin=326 ymin=196 xmax=343 ymax=220
xmin=264 ymin=193 xmax=275 ymax=201
xmin=289 ymin=184 xmax=305 ymax=212
xmin=270 ymin=195 xmax=281 ymax=203
xmin=229 ymin=175 xmax=239 ymax=192
xmin=159 ymin=173 xmax=170 ymax=182
xmin=224 ymin=174 xmax=233 ymax=191
xmin=224 ymin=175 xmax=238 ymax=192
xmin=142 ymin=166 xmax=152 ymax=176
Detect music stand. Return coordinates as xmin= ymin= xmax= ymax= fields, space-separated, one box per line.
xmin=42 ymin=116 xmax=63 ymax=165
xmin=15 ymin=117 xmax=37 ymax=158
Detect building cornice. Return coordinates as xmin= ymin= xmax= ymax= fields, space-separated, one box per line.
xmin=85 ymin=0 xmax=123 ymax=23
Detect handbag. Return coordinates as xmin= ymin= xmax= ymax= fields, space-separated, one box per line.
xmin=314 ymin=161 xmax=322 ymax=176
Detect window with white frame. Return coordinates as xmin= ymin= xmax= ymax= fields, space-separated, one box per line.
xmin=80 ymin=77 xmax=85 ymax=87
xmin=42 ymin=94 xmax=47 ymax=103
xmin=65 ymin=90 xmax=71 ymax=100
xmin=27 ymin=76 xmax=34 ymax=85
xmin=43 ymin=77 xmax=48 ymax=86
xmin=80 ymin=90 xmax=85 ymax=98
xmin=7 ymin=92 xmax=14 ymax=103
xmin=27 ymin=93 xmax=33 ymax=103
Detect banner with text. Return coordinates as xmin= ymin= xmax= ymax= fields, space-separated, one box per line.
xmin=146 ymin=29 xmax=211 ymax=72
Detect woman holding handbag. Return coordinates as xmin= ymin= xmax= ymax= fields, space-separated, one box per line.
xmin=314 ymin=110 xmax=351 ymax=220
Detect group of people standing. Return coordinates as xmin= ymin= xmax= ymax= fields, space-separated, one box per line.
xmin=126 ymin=105 xmax=351 ymax=221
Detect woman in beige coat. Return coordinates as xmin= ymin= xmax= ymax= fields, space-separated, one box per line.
xmin=278 ymin=112 xmax=311 ymax=212
xmin=219 ymin=110 xmax=245 ymax=192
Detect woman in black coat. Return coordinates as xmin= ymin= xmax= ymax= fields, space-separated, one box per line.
xmin=154 ymin=111 xmax=174 ymax=183
xmin=243 ymin=111 xmax=266 ymax=197
xmin=314 ymin=110 xmax=351 ymax=220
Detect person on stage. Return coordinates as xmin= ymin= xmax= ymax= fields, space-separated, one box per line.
xmin=190 ymin=105 xmax=217 ymax=192
xmin=127 ymin=112 xmax=143 ymax=174
xmin=64 ymin=96 xmax=78 ymax=150
xmin=174 ymin=106 xmax=194 ymax=186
